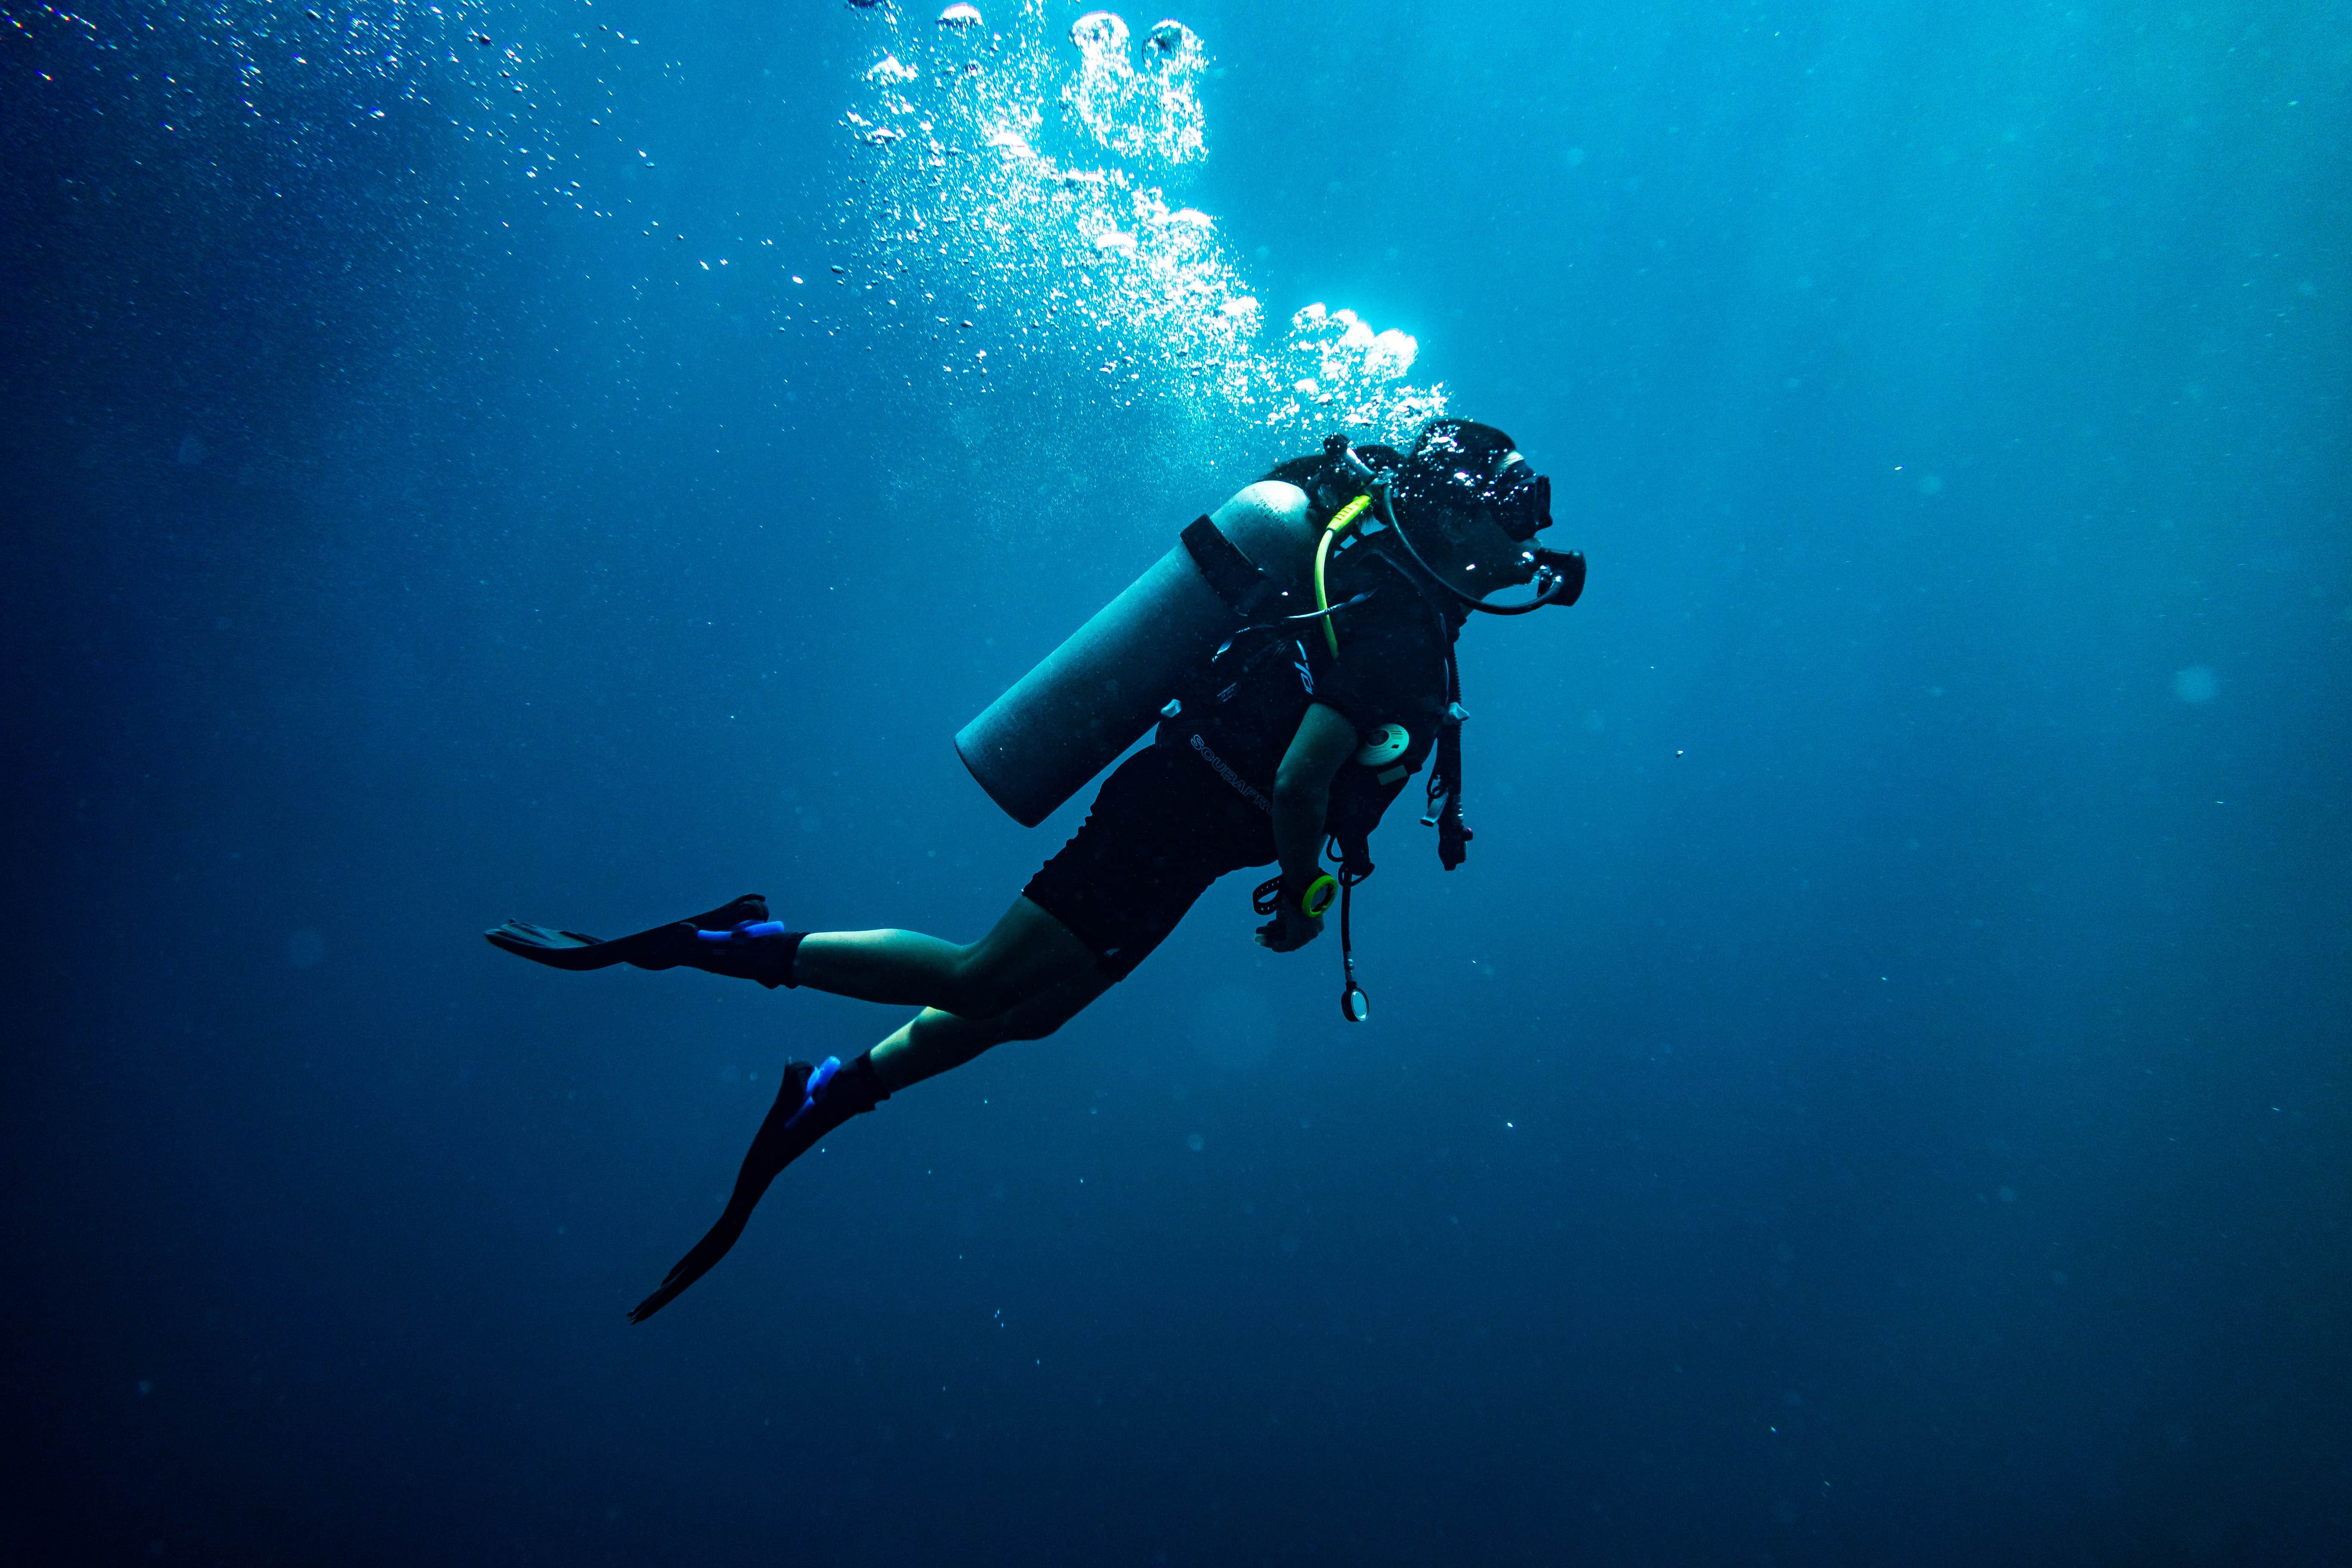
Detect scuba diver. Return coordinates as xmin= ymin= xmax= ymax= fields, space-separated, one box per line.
xmin=486 ymin=418 xmax=1583 ymax=1321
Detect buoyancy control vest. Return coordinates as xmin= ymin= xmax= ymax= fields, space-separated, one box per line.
xmin=1262 ymin=441 xmax=1472 ymax=877
xmin=1156 ymin=538 xmax=1456 ymax=868
xmin=1152 ymin=448 xmax=1473 ymax=1021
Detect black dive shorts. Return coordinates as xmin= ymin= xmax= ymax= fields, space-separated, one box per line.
xmin=1023 ymin=744 xmax=1276 ymax=980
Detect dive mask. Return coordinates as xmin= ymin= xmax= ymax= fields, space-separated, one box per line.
xmin=1394 ymin=446 xmax=1553 ymax=543
xmin=1484 ymin=462 xmax=1553 ymax=543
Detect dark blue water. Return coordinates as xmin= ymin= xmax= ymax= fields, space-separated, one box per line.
xmin=6 ymin=1 xmax=2346 ymax=1562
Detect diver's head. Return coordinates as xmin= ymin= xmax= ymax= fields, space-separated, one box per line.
xmin=1392 ymin=418 xmax=1553 ymax=590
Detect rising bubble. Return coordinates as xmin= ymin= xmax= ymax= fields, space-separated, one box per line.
xmin=2172 ymin=665 xmax=2218 ymax=704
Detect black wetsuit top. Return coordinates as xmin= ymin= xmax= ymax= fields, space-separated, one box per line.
xmin=1023 ymin=548 xmax=1455 ymax=977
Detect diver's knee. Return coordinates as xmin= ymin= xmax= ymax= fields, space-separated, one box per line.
xmin=999 ymin=1010 xmax=1074 ymax=1044
xmin=942 ymin=946 xmax=1029 ymax=1019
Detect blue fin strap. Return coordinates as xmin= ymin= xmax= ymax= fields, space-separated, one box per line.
xmin=782 ymin=1056 xmax=842 ymax=1133
xmin=696 ymin=919 xmax=789 ymax=944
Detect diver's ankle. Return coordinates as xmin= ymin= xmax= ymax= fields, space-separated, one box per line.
xmin=683 ymin=922 xmax=806 ymax=988
xmin=826 ymin=1051 xmax=890 ymax=1112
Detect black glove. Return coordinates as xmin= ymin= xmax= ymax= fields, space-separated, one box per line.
xmin=1254 ymin=901 xmax=1324 ymax=953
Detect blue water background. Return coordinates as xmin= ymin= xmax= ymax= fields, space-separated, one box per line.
xmin=3 ymin=0 xmax=2346 ymax=1561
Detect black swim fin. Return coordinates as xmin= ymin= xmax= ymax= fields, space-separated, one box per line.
xmin=484 ymin=894 xmax=769 ymax=973
xmin=628 ymin=1054 xmax=889 ymax=1323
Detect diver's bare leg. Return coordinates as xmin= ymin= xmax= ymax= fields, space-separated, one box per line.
xmin=868 ymin=969 xmax=1117 ymax=1091
xmin=792 ymin=894 xmax=1094 ymax=1017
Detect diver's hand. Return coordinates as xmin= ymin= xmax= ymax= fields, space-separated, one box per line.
xmin=1254 ymin=903 xmax=1323 ymax=953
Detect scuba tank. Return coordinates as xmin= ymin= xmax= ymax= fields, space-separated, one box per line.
xmin=955 ymin=483 xmax=1320 ymax=827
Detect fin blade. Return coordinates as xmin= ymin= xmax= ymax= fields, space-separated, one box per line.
xmin=627 ymin=1060 xmax=816 ymax=1323
xmin=484 ymin=921 xmax=622 ymax=970
xmin=485 ymin=897 xmax=769 ymax=973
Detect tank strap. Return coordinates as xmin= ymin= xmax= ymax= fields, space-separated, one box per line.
xmin=1181 ymin=514 xmax=1276 ymax=618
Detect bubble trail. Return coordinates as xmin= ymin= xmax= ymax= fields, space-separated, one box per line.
xmin=838 ymin=0 xmax=1447 ymax=446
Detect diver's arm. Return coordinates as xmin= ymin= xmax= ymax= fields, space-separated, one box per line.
xmin=1262 ymin=702 xmax=1357 ymax=950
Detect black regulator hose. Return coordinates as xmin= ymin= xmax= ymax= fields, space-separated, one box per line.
xmin=1323 ymin=433 xmax=1584 ymax=617
xmin=1369 ymin=485 xmax=1584 ymax=616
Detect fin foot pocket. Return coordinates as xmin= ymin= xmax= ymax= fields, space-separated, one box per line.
xmin=684 ymin=916 xmax=805 ymax=989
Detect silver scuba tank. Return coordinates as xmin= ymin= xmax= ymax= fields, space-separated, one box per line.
xmin=955 ymin=482 xmax=1317 ymax=827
